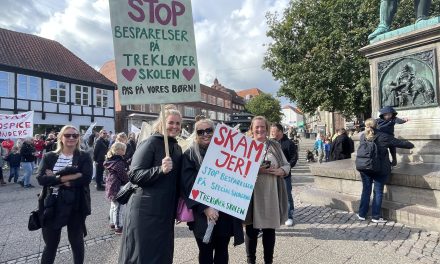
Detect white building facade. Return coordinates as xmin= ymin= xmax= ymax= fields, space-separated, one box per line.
xmin=281 ymin=105 xmax=304 ymax=128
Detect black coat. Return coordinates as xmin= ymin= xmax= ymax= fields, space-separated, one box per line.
xmin=119 ymin=134 xmax=182 ymax=264
xmin=36 ymin=150 xmax=93 ymax=228
xmin=93 ymin=137 xmax=109 ymax=163
xmin=277 ymin=134 xmax=298 ymax=177
xmin=181 ymin=146 xmax=244 ymax=246
xmin=20 ymin=141 xmax=36 ymax=162
xmin=362 ymin=130 xmax=414 ymax=176
xmin=330 ymin=134 xmax=352 ymax=161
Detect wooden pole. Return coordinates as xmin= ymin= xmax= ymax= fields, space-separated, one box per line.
xmin=161 ymin=104 xmax=170 ymax=157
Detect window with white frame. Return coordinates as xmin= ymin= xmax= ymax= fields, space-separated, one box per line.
xmin=201 ymin=93 xmax=207 ymax=103
xmin=208 ymin=95 xmax=216 ymax=105
xmin=49 ymin=80 xmax=67 ymax=103
xmin=18 ymin=74 xmax=40 ymax=100
xmin=201 ymin=109 xmax=207 ymax=117
xmin=0 ymin=71 xmax=11 ymax=97
xmin=95 ymin=88 xmax=109 ymax=108
xmin=184 ymin=106 xmax=196 ymax=117
xmin=127 ymin=104 xmax=145 ymax=111
xmin=149 ymin=104 xmax=160 ymax=113
xmin=225 ymin=100 xmax=231 ymax=109
xmin=217 ymin=112 xmax=224 ymax=121
xmin=217 ymin=98 xmax=224 ymax=107
xmin=208 ymin=110 xmax=216 ymax=120
xmin=225 ymin=113 xmax=231 ymax=121
xmin=74 ymin=85 xmax=90 ymax=106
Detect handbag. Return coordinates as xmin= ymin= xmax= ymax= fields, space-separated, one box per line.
xmin=176 ymin=197 xmax=194 ymax=222
xmin=28 ymin=209 xmax=41 ymax=231
xmin=115 ymin=182 xmax=137 ymax=205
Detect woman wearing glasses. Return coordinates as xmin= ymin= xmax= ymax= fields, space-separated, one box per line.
xmin=119 ymin=105 xmax=183 ymax=264
xmin=36 ymin=125 xmax=93 ymax=264
xmin=181 ymin=119 xmax=244 ymax=264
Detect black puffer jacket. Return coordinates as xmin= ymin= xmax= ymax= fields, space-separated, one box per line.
xmin=20 ymin=141 xmax=36 ymax=162
xmin=277 ymin=134 xmax=298 ymax=177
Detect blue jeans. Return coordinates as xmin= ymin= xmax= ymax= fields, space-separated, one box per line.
xmin=358 ymin=172 xmax=388 ymax=219
xmin=21 ymin=162 xmax=33 ymax=186
xmin=284 ymin=175 xmax=294 ymax=219
xmin=9 ymin=166 xmax=20 ymax=182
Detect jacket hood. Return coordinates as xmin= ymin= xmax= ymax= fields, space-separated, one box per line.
xmin=379 ymin=106 xmax=397 ymax=118
xmin=104 ymin=155 xmax=124 ymax=170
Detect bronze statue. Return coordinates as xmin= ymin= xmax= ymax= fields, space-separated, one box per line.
xmin=368 ymin=0 xmax=432 ymax=41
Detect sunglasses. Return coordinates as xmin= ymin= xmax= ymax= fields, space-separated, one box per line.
xmin=196 ymin=128 xmax=214 ymax=136
xmin=63 ymin=134 xmax=79 ymax=139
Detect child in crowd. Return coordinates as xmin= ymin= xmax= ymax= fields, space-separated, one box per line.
xmin=324 ymin=139 xmax=331 ymax=162
xmin=104 ymin=142 xmax=129 ymax=235
xmin=5 ymin=146 xmax=21 ymax=183
xmin=376 ymin=106 xmax=408 ymax=166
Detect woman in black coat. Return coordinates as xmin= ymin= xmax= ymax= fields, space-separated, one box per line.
xmin=357 ymin=118 xmax=414 ymax=223
xmin=36 ymin=125 xmax=93 ymax=264
xmin=119 ymin=106 xmax=183 ymax=264
xmin=181 ymin=119 xmax=244 ymax=264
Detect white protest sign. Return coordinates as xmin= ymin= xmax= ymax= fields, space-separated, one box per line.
xmin=0 ymin=111 xmax=34 ymax=139
xmin=109 ymin=0 xmax=201 ymax=105
xmin=82 ymin=122 xmax=97 ymax=142
xmin=130 ymin=124 xmax=141 ymax=134
xmin=190 ymin=124 xmax=265 ymax=220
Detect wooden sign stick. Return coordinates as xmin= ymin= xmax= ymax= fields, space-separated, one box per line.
xmin=161 ymin=104 xmax=170 ymax=157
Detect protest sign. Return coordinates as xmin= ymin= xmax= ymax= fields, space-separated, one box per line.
xmin=0 ymin=111 xmax=34 ymax=139
xmin=82 ymin=122 xmax=97 ymax=142
xmin=109 ymin=0 xmax=201 ymax=105
xmin=190 ymin=124 xmax=265 ymax=220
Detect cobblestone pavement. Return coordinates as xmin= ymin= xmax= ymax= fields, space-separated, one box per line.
xmin=0 ymin=145 xmax=439 ymax=263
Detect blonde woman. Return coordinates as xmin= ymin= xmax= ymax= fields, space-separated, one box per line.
xmin=119 ymin=106 xmax=183 ymax=264
xmin=357 ymin=118 xmax=414 ymax=223
xmin=36 ymin=125 xmax=93 ymax=264
xmin=245 ymin=116 xmax=290 ymax=264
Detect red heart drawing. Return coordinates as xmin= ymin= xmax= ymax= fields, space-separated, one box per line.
xmin=122 ymin=68 xmax=137 ymax=81
xmin=191 ymin=189 xmax=200 ymax=199
xmin=182 ymin=68 xmax=195 ymax=81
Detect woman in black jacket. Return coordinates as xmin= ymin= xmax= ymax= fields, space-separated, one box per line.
xmin=37 ymin=125 xmax=93 ymax=264
xmin=357 ymin=118 xmax=414 ymax=223
xmin=181 ymin=119 xmax=244 ymax=264
xmin=119 ymin=106 xmax=183 ymax=264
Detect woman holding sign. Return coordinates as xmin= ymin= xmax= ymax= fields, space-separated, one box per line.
xmin=181 ymin=118 xmax=244 ymax=264
xmin=119 ymin=106 xmax=182 ymax=264
xmin=245 ymin=116 xmax=290 ymax=264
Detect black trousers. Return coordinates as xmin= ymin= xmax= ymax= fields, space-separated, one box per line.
xmin=95 ymin=161 xmax=104 ymax=187
xmin=195 ymin=236 xmax=231 ymax=264
xmin=41 ymin=213 xmax=86 ymax=264
xmin=245 ymin=225 xmax=275 ymax=264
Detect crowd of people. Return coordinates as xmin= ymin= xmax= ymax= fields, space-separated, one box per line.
xmin=0 ymin=104 xmax=415 ymax=264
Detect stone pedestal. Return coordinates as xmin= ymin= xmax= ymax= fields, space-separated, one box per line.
xmin=299 ymin=22 xmax=440 ymax=231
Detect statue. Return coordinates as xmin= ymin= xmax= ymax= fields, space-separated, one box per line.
xmin=368 ymin=0 xmax=432 ymax=41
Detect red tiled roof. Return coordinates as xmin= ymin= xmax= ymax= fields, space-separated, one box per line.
xmin=282 ymin=105 xmax=303 ymax=115
xmin=236 ymin=88 xmax=264 ymax=98
xmin=0 ymin=28 xmax=115 ymax=88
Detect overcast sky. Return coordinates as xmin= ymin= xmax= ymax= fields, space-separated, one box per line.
xmin=0 ymin=0 xmax=292 ymax=105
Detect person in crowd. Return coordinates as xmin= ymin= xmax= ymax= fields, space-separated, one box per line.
xmin=245 ymin=116 xmax=290 ymax=264
xmin=34 ymin=134 xmax=45 ymax=167
xmin=45 ymin=133 xmax=57 ymax=152
xmin=181 ymin=118 xmax=244 ymax=264
xmin=357 ymin=119 xmax=414 ymax=223
xmin=0 ymin=145 xmax=6 ymax=185
xmin=37 ymin=125 xmax=93 ymax=264
xmin=270 ymin=123 xmax=298 ymax=227
xmin=19 ymin=137 xmax=36 ymax=188
xmin=324 ymin=139 xmax=331 ymax=162
xmin=314 ymin=134 xmax=325 ymax=163
xmin=115 ymin=132 xmax=135 ymax=164
xmin=93 ymin=129 xmax=109 ymax=191
xmin=119 ymin=106 xmax=183 ymax=264
xmin=126 ymin=132 xmax=137 ymax=164
xmin=104 ymin=142 xmax=128 ymax=235
xmin=329 ymin=128 xmax=352 ymax=161
xmin=5 ymin=146 xmax=21 ymax=183
xmin=1 ymin=138 xmax=14 ymax=155
xmin=376 ymin=106 xmax=408 ymax=166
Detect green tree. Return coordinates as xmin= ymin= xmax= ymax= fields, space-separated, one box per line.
xmin=263 ymin=0 xmax=440 ymax=117
xmin=245 ymin=94 xmax=282 ymax=123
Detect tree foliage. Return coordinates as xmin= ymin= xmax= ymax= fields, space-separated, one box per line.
xmin=245 ymin=93 xmax=282 ymax=123
xmin=263 ymin=0 xmax=440 ymax=117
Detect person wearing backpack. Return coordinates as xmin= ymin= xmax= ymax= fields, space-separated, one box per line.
xmin=356 ymin=118 xmax=414 ymax=223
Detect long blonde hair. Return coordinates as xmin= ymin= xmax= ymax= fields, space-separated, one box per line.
xmin=55 ymin=125 xmax=81 ymax=153
xmin=106 ymin=142 xmax=126 ymax=160
xmin=364 ymin=118 xmax=377 ymax=141
xmin=189 ymin=119 xmax=215 ymax=164
xmin=247 ymin=116 xmax=270 ymax=138
xmin=152 ymin=104 xmax=182 ymax=134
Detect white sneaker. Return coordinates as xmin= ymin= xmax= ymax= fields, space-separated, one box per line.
xmin=356 ymin=214 xmax=366 ymax=221
xmin=371 ymin=218 xmax=387 ymax=223
xmin=285 ymin=219 xmax=294 ymax=226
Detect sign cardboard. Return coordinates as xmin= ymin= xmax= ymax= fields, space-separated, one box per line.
xmin=190 ymin=124 xmax=265 ymax=220
xmin=0 ymin=111 xmax=34 ymax=139
xmin=109 ymin=0 xmax=201 ymax=105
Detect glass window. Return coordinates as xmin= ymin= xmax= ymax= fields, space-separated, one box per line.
xmin=208 ymin=95 xmax=216 ymax=105
xmin=225 ymin=113 xmax=231 ymax=121
xmin=127 ymin=105 xmax=145 ymax=111
xmin=18 ymin=74 xmax=41 ymax=100
xmin=201 ymin=93 xmax=207 ymax=103
xmin=225 ymin=100 xmax=231 ymax=109
xmin=0 ymin=71 xmax=10 ymax=97
xmin=184 ymin=106 xmax=195 ymax=117
xmin=74 ymin=85 xmax=90 ymax=106
xmin=48 ymin=80 xmax=67 ymax=103
xmin=208 ymin=110 xmax=216 ymax=120
xmin=217 ymin=112 xmax=224 ymax=121
xmin=217 ymin=98 xmax=224 ymax=107
xmin=95 ymin=88 xmax=109 ymax=108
